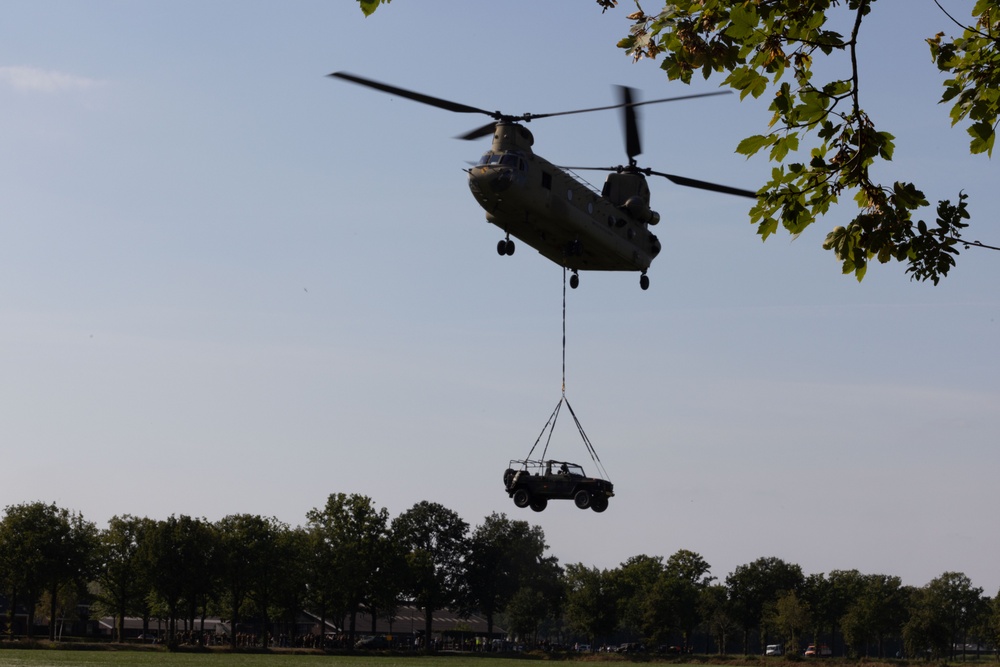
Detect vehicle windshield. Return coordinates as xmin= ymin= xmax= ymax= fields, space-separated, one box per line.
xmin=548 ymin=461 xmax=585 ymax=476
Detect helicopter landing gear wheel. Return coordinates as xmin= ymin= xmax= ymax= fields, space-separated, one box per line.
xmin=512 ymin=489 xmax=530 ymax=508
xmin=497 ymin=237 xmax=515 ymax=256
xmin=640 ymin=273 xmax=650 ymax=291
xmin=569 ymin=271 xmax=580 ymax=289
xmin=505 ymin=238 xmax=515 ymax=255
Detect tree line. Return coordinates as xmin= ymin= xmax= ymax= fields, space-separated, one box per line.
xmin=1 ymin=497 xmax=998 ymax=657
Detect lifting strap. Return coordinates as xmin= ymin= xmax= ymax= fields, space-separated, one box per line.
xmin=522 ymin=268 xmax=610 ymax=481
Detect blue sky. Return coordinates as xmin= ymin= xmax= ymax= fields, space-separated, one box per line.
xmin=3 ymin=1 xmax=998 ymax=595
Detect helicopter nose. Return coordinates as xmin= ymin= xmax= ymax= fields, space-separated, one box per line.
xmin=470 ymin=166 xmax=512 ymax=194
xmin=489 ymin=168 xmax=513 ymax=192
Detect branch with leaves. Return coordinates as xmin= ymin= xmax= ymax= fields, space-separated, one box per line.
xmin=611 ymin=0 xmax=997 ymax=282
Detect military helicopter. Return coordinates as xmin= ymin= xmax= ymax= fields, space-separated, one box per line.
xmin=329 ymin=72 xmax=757 ymax=290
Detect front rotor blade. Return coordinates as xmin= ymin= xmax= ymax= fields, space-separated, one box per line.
xmin=329 ymin=72 xmax=496 ymax=117
xmin=456 ymin=121 xmax=498 ymax=141
xmin=528 ymin=90 xmax=732 ymax=121
xmin=648 ymin=170 xmax=758 ymax=198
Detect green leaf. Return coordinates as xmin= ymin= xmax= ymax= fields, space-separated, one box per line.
xmin=358 ymin=0 xmax=390 ymax=16
xmin=725 ymin=4 xmax=759 ymax=40
xmin=769 ymin=134 xmax=799 ymax=161
xmin=736 ymin=134 xmax=772 ymax=156
xmin=757 ymin=217 xmax=779 ymax=240
xmin=968 ymin=121 xmax=996 ymax=156
xmin=854 ymin=262 xmax=867 ymax=282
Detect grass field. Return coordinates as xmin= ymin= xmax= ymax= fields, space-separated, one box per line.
xmin=2 ymin=648 xmax=992 ymax=667
xmin=0 ymin=648 xmax=549 ymax=667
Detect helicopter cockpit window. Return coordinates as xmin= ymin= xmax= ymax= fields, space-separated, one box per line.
xmin=499 ymin=153 xmax=525 ymax=170
xmin=489 ymin=154 xmax=504 ymax=165
xmin=478 ymin=153 xmax=492 ymax=165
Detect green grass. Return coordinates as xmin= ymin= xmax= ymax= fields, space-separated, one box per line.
xmin=0 ymin=648 xmax=545 ymax=667
xmin=3 ymin=649 xmax=993 ymax=667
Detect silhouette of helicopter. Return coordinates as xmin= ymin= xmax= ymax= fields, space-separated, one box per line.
xmin=330 ymin=72 xmax=756 ymax=290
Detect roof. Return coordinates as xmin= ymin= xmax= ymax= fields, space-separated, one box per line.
xmin=320 ymin=604 xmax=504 ymax=636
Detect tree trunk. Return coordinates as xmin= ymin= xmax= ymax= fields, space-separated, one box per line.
xmin=25 ymin=590 xmax=37 ymax=639
xmin=318 ymin=600 xmax=327 ymax=649
xmin=48 ymin=581 xmax=58 ymax=641
xmin=424 ymin=606 xmax=434 ymax=653
xmin=229 ymin=604 xmax=239 ymax=649
xmin=7 ymin=588 xmax=17 ymax=639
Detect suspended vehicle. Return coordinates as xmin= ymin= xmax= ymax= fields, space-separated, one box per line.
xmin=503 ymin=459 xmax=613 ymax=513
xmin=329 ymin=72 xmax=757 ymax=290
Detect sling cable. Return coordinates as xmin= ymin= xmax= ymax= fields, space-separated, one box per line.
xmin=501 ymin=267 xmax=613 ymax=513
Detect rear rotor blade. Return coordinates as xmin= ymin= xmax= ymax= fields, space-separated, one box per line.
xmin=647 ymin=169 xmax=758 ymax=198
xmin=329 ymin=71 xmax=497 ymax=117
xmin=620 ymin=86 xmax=641 ymax=162
xmin=558 ymin=165 xmax=758 ymax=199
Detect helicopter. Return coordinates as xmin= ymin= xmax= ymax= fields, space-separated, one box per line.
xmin=329 ymin=72 xmax=757 ymax=290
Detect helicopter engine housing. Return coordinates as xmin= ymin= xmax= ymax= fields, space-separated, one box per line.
xmin=624 ymin=195 xmax=653 ymax=223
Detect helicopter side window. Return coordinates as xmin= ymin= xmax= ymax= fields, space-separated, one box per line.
xmin=541 ymin=172 xmax=552 ymax=190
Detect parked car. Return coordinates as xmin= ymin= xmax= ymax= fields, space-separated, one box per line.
xmin=617 ymin=642 xmax=645 ymax=653
xmin=804 ymin=644 xmax=832 ymax=657
xmin=766 ymin=644 xmax=783 ymax=656
xmin=659 ymin=645 xmax=690 ymax=654
xmin=503 ymin=459 xmax=614 ymax=512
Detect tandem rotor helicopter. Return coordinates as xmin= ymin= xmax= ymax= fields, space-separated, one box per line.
xmin=330 ymin=72 xmax=757 ymax=290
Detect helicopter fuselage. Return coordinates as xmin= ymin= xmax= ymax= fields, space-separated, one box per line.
xmin=467 ymin=122 xmax=662 ymax=274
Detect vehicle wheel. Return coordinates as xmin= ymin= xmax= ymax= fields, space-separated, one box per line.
xmin=505 ymin=239 xmax=515 ymax=255
xmin=497 ymin=239 xmax=508 ymax=256
xmin=640 ymin=274 xmax=650 ymax=290
xmin=503 ymin=468 xmax=515 ymax=487
xmin=574 ymin=490 xmax=592 ymax=509
xmin=590 ymin=495 xmax=609 ymax=513
xmin=530 ymin=498 xmax=548 ymax=512
xmin=569 ymin=273 xmax=580 ymax=289
xmin=512 ymin=489 xmax=530 ymax=508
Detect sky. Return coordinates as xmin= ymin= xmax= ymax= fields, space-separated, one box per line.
xmin=2 ymin=2 xmax=998 ymax=596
